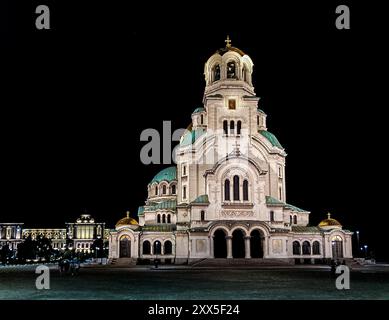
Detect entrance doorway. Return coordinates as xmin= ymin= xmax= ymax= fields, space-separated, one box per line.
xmin=250 ymin=230 xmax=264 ymax=258
xmin=213 ymin=229 xmax=227 ymax=258
xmin=232 ymin=229 xmax=245 ymax=258
xmin=120 ymin=236 xmax=131 ymax=258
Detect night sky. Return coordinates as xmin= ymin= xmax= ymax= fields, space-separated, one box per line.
xmin=3 ymin=2 xmax=388 ymax=260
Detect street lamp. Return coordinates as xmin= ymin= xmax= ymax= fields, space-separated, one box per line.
xmin=364 ymin=245 xmax=368 ymax=258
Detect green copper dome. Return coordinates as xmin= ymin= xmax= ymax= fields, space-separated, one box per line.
xmin=259 ymin=130 xmax=283 ymax=149
xmin=180 ymin=128 xmax=206 ymax=146
xmin=150 ymin=166 xmax=177 ymax=184
xmin=192 ymin=107 xmax=205 ymax=114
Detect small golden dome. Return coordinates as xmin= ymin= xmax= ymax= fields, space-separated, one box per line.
xmin=116 ymin=211 xmax=138 ymax=227
xmin=318 ymin=213 xmax=342 ymax=227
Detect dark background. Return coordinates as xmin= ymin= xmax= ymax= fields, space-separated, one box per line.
xmin=2 ymin=2 xmax=388 ymax=260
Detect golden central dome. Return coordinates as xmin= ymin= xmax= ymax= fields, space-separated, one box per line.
xmin=116 ymin=211 xmax=138 ymax=227
xmin=318 ymin=213 xmax=342 ymax=227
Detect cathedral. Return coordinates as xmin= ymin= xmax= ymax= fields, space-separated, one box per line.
xmin=108 ymin=37 xmax=353 ymax=264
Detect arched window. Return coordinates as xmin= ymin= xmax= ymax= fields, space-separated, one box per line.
xmin=223 ymin=120 xmax=228 ymax=135
xmin=227 ymin=61 xmax=236 ymax=78
xmin=143 ymin=240 xmax=151 ymax=255
xmin=270 ymin=211 xmax=274 ymax=222
xmin=200 ymin=210 xmax=205 ymax=221
xmin=171 ymin=184 xmax=176 ymax=195
xmin=224 ymin=179 xmax=230 ymax=201
xmin=155 ymin=186 xmax=158 ymax=196
xmin=162 ymin=185 xmax=166 ymax=195
xmin=243 ymin=179 xmax=249 ymax=201
xmin=313 ymin=241 xmax=320 ymax=255
xmin=230 ymin=121 xmax=235 ymax=134
xmin=302 ymin=241 xmax=311 ymax=255
xmin=213 ymin=64 xmax=220 ymax=82
xmin=233 ymin=175 xmax=240 ymax=201
xmin=237 ymin=120 xmax=241 ymax=135
xmin=183 ymin=186 xmax=187 ymax=199
xmin=257 ymin=115 xmax=260 ymax=126
xmin=167 ymin=214 xmax=171 ymax=224
xmin=162 ymin=214 xmax=166 ymax=224
xmin=290 ymin=215 xmax=292 ymax=225
xmin=153 ymin=241 xmax=161 ymax=255
xmin=293 ymin=215 xmax=297 ymax=225
xmin=279 ymin=186 xmax=282 ymax=201
xmin=200 ymin=114 xmax=203 ymax=125
xmin=293 ymin=241 xmax=301 ymax=255
xmin=164 ymin=241 xmax=172 ymax=255
xmin=157 ymin=214 xmax=161 ymax=223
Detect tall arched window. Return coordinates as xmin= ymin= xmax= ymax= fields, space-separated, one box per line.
xmin=227 ymin=61 xmax=236 ymax=78
xmin=213 ymin=64 xmax=220 ymax=82
xmin=293 ymin=215 xmax=297 ymax=225
xmin=233 ymin=175 xmax=240 ymax=201
xmin=164 ymin=241 xmax=172 ymax=255
xmin=290 ymin=215 xmax=292 ymax=225
xmin=200 ymin=210 xmax=205 ymax=221
xmin=270 ymin=211 xmax=275 ymax=222
xmin=237 ymin=121 xmax=241 ymax=135
xmin=257 ymin=115 xmax=260 ymax=126
xmin=230 ymin=121 xmax=235 ymax=134
xmin=224 ymin=179 xmax=230 ymax=201
xmin=293 ymin=241 xmax=301 ymax=255
xmin=162 ymin=214 xmax=166 ymax=224
xmin=143 ymin=240 xmax=151 ymax=255
xmin=155 ymin=186 xmax=158 ymax=196
xmin=302 ymin=241 xmax=311 ymax=255
xmin=167 ymin=214 xmax=171 ymax=224
xmin=171 ymin=185 xmax=176 ymax=195
xmin=153 ymin=241 xmax=161 ymax=255
xmin=313 ymin=241 xmax=320 ymax=255
xmin=162 ymin=185 xmax=166 ymax=195
xmin=200 ymin=114 xmax=203 ymax=125
xmin=157 ymin=214 xmax=161 ymax=223
xmin=223 ymin=120 xmax=228 ymax=135
xmin=243 ymin=179 xmax=249 ymax=201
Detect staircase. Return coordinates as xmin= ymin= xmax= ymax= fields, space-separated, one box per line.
xmin=109 ymin=258 xmax=136 ymax=267
xmin=191 ymin=258 xmax=294 ymax=268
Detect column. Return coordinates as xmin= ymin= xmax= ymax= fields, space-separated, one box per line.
xmin=244 ymin=236 xmax=251 ymax=259
xmin=226 ymin=236 xmax=233 ymax=259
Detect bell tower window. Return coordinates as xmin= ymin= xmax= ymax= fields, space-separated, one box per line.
xmin=233 ymin=175 xmax=240 ymax=201
xmin=227 ymin=61 xmax=236 ymax=79
xmin=230 ymin=121 xmax=235 ymax=135
xmin=213 ymin=64 xmax=220 ymax=82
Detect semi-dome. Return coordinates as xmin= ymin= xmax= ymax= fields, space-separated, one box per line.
xmin=149 ymin=166 xmax=177 ymax=184
xmin=116 ymin=211 xmax=138 ymax=227
xmin=318 ymin=213 xmax=342 ymax=228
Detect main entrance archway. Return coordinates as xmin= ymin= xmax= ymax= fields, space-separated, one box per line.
xmin=250 ymin=230 xmax=264 ymax=258
xmin=213 ymin=229 xmax=227 ymax=258
xmin=119 ymin=236 xmax=131 ymax=258
xmin=232 ymin=229 xmax=245 ymax=258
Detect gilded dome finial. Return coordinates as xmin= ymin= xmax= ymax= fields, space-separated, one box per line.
xmin=327 ymin=212 xmax=331 ymax=219
xmin=225 ymin=35 xmax=232 ymax=48
xmin=126 ymin=211 xmax=130 ymax=218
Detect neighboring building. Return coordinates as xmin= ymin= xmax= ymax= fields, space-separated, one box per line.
xmin=1 ymin=214 xmax=107 ymax=255
xmin=66 ymin=214 xmax=106 ymax=253
xmin=109 ymin=37 xmax=353 ymax=264
xmin=22 ymin=228 xmax=67 ymax=249
xmin=0 ymin=223 xmax=24 ymax=252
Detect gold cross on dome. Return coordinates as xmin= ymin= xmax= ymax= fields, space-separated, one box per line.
xmin=225 ymin=35 xmax=232 ymax=47
xmin=327 ymin=212 xmax=331 ymax=219
xmin=126 ymin=211 xmax=130 ymax=218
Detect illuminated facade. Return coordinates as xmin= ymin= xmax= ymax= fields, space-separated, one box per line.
xmin=108 ymin=38 xmax=353 ymax=264
xmin=0 ymin=223 xmax=24 ymax=252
